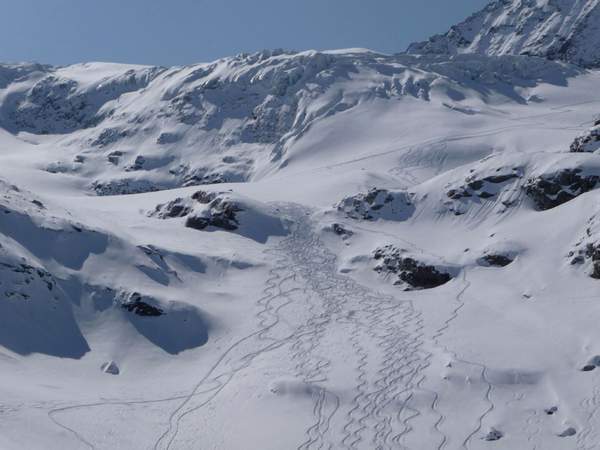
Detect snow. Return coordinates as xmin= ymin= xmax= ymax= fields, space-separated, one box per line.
xmin=408 ymin=0 xmax=600 ymax=68
xmin=2 ymin=32 xmax=600 ymax=450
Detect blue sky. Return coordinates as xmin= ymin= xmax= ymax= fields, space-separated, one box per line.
xmin=0 ymin=0 xmax=489 ymax=66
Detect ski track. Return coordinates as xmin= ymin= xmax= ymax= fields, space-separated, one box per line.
xmin=46 ymin=202 xmax=477 ymax=450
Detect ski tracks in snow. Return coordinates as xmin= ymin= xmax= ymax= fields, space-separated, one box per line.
xmin=49 ymin=203 xmax=473 ymax=449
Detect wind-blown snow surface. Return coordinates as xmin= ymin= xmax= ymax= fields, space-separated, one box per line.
xmin=1 ymin=48 xmax=600 ymax=449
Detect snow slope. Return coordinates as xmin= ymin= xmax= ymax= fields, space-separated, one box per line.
xmin=408 ymin=0 xmax=600 ymax=68
xmin=1 ymin=36 xmax=600 ymax=450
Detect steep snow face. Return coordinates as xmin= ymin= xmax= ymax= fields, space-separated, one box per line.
xmin=408 ymin=0 xmax=600 ymax=68
xmin=0 ymin=51 xmax=580 ymax=195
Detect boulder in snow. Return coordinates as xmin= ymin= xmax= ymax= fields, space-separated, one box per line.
xmin=101 ymin=361 xmax=120 ymax=375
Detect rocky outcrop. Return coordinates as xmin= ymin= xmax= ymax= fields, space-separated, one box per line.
xmin=151 ymin=190 xmax=242 ymax=231
xmin=336 ymin=188 xmax=414 ymax=221
xmin=407 ymin=0 xmax=600 ymax=69
xmin=568 ymin=213 xmax=600 ymax=279
xmin=118 ymin=292 xmax=164 ymax=317
xmin=524 ymin=169 xmax=599 ymax=210
xmin=101 ymin=360 xmax=120 ymax=375
xmin=330 ymin=223 xmax=353 ymax=238
xmin=373 ymin=245 xmax=453 ymax=290
xmin=484 ymin=428 xmax=504 ymax=442
xmin=447 ymin=172 xmax=520 ymax=201
xmin=150 ymin=198 xmax=193 ymax=219
xmin=479 ymin=253 xmax=514 ymax=267
xmin=91 ymin=179 xmax=161 ymax=196
xmin=570 ymin=121 xmax=600 ymax=153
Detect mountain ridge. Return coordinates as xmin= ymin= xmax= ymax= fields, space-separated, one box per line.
xmin=408 ymin=0 xmax=600 ymax=68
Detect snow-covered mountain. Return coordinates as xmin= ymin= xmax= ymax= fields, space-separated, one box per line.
xmin=2 ymin=3 xmax=600 ymax=450
xmin=0 ymin=51 xmax=580 ymax=195
xmin=408 ymin=0 xmax=600 ymax=68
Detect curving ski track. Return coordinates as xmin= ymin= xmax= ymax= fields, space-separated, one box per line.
xmin=51 ymin=203 xmax=434 ymax=449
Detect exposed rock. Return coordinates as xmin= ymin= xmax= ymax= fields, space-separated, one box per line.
xmin=568 ymin=213 xmax=600 ymax=279
xmin=570 ymin=123 xmax=600 ymax=153
xmin=407 ymin=0 xmax=600 ymax=69
xmin=91 ymin=179 xmax=160 ymax=196
xmin=185 ymin=197 xmax=242 ymax=231
xmin=447 ymin=172 xmax=520 ymax=200
xmin=0 ymin=262 xmax=56 ymax=299
xmin=558 ymin=427 xmax=577 ymax=438
xmin=156 ymin=132 xmax=181 ymax=145
xmin=151 ymin=190 xmax=242 ymax=231
xmin=587 ymin=243 xmax=600 ymax=279
xmin=125 ymin=155 xmax=146 ymax=171
xmin=107 ymin=151 xmax=123 ymax=165
xmin=151 ymin=198 xmax=192 ymax=219
xmin=119 ymin=292 xmax=164 ymax=317
xmin=336 ymin=188 xmax=414 ymax=221
xmin=183 ymin=171 xmax=227 ymax=186
xmin=479 ymin=253 xmax=514 ymax=267
xmin=483 ymin=427 xmax=503 ymax=441
xmin=373 ymin=245 xmax=453 ymax=290
xmin=331 ymin=223 xmax=353 ymax=238
xmin=524 ymin=169 xmax=599 ymax=210
xmin=101 ymin=360 xmax=120 ymax=375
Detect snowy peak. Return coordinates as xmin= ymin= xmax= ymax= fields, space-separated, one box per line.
xmin=408 ymin=0 xmax=600 ymax=68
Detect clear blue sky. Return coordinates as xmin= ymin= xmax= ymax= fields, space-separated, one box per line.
xmin=0 ymin=0 xmax=489 ymax=66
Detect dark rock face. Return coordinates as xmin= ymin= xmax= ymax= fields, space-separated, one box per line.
xmin=151 ymin=198 xmax=192 ymax=219
xmin=407 ymin=0 xmax=600 ymax=69
xmin=337 ymin=188 xmax=414 ymax=221
xmin=151 ymin=190 xmax=243 ymax=232
xmin=447 ymin=172 xmax=520 ymax=200
xmin=107 ymin=150 xmax=123 ymax=165
xmin=568 ymin=213 xmax=600 ymax=279
xmin=484 ymin=428 xmax=503 ymax=442
xmin=524 ymin=169 xmax=599 ymax=210
xmin=0 ymin=262 xmax=56 ymax=299
xmin=331 ymin=223 xmax=353 ymax=237
xmin=373 ymin=245 xmax=452 ymax=290
xmin=6 ymin=68 xmax=160 ymax=134
xmin=101 ymin=361 xmax=120 ymax=375
xmin=480 ymin=254 xmax=513 ymax=267
xmin=586 ymin=243 xmax=600 ymax=279
xmin=91 ymin=179 xmax=161 ymax=196
xmin=125 ymin=155 xmax=146 ymax=171
xmin=120 ymin=292 xmax=164 ymax=317
xmin=558 ymin=427 xmax=577 ymax=438
xmin=570 ymin=125 xmax=600 ymax=153
xmin=185 ymin=194 xmax=241 ymax=231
